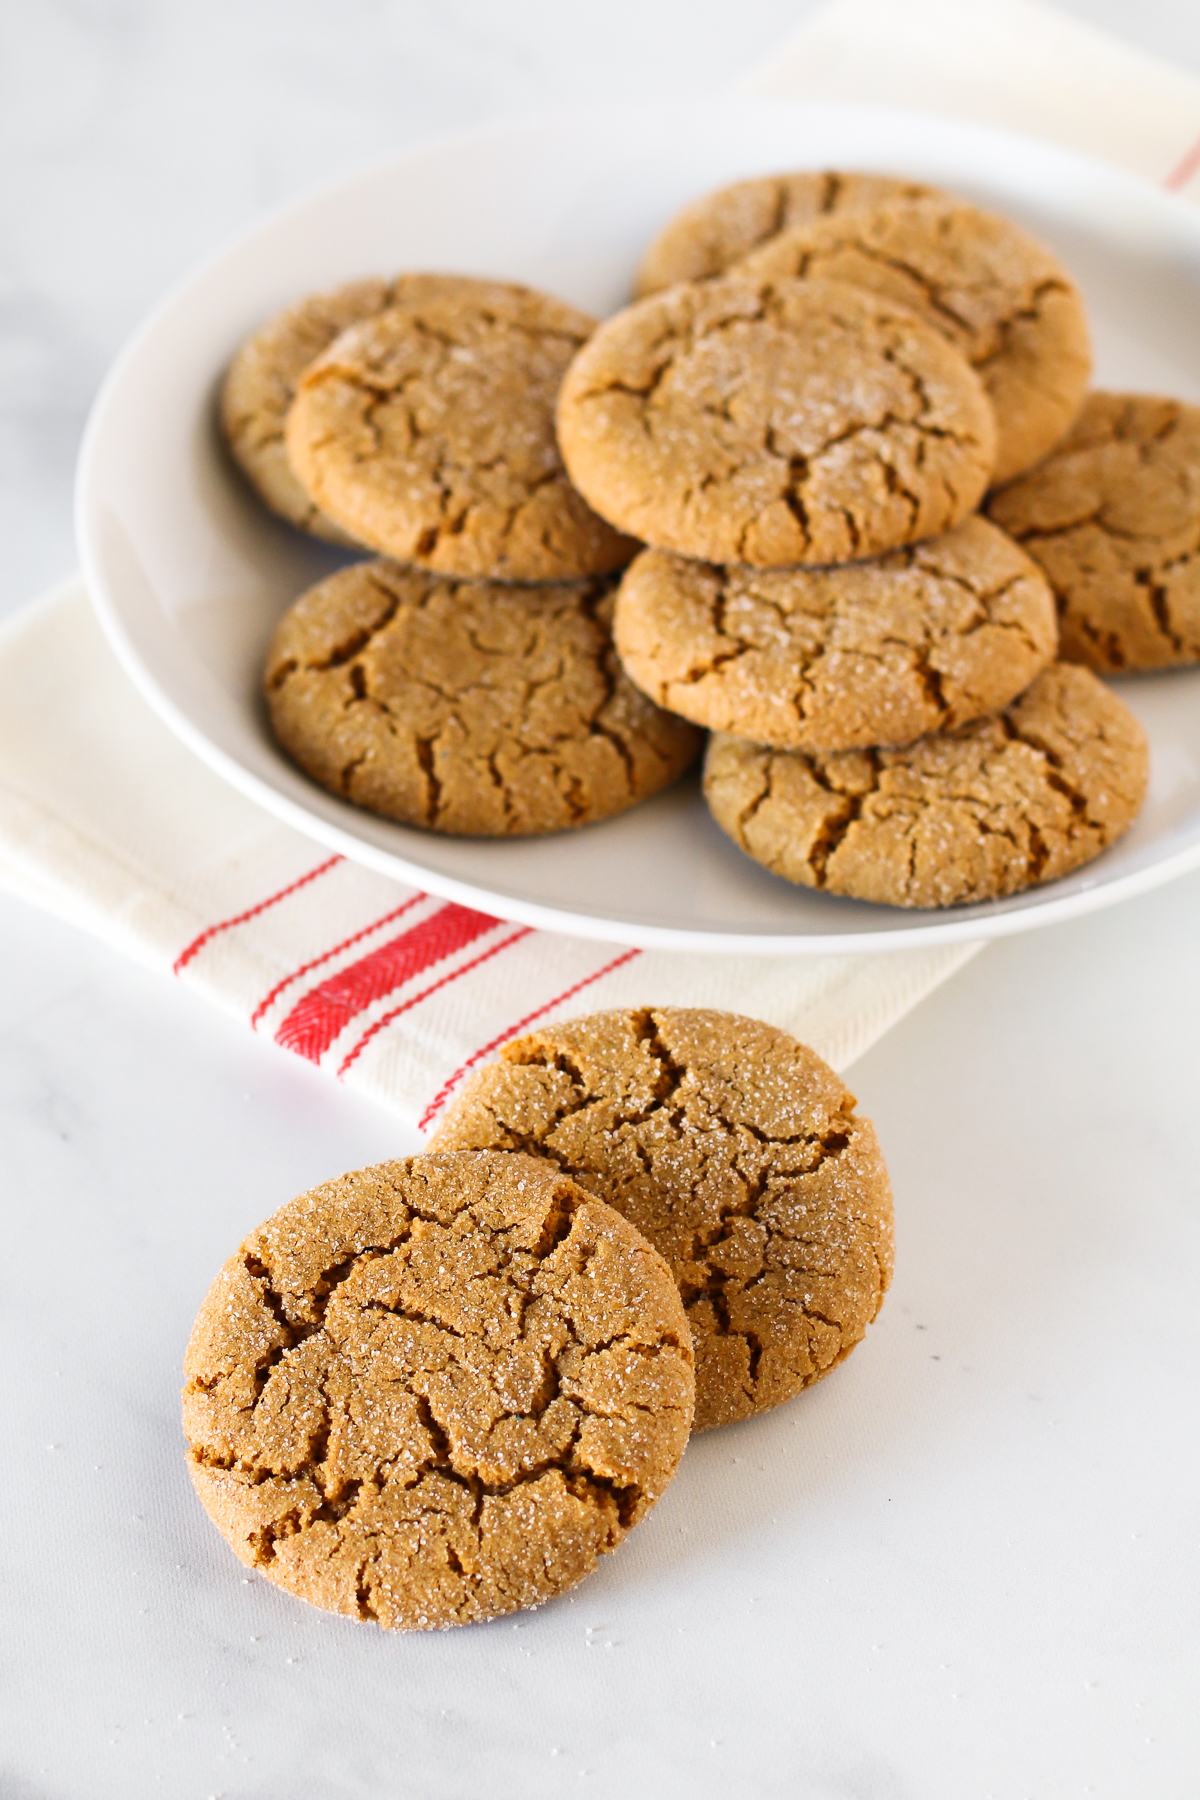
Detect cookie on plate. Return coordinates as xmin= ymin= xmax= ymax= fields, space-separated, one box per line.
xmin=634 ymin=169 xmax=943 ymax=297
xmin=182 ymin=1150 xmax=694 ymax=1629
xmin=284 ymin=276 xmax=636 ymax=581
xmin=220 ymin=274 xmax=466 ymax=542
xmin=431 ymin=1007 xmax=894 ymax=1433
xmin=264 ymin=559 xmax=701 ymax=835
xmin=703 ymin=663 xmax=1148 ymax=908
xmin=613 ymin=518 xmax=1057 ymax=750
xmin=988 ymin=392 xmax=1200 ymax=670
xmin=556 ymin=276 xmax=996 ymax=568
xmin=738 ymin=198 xmax=1092 ymax=485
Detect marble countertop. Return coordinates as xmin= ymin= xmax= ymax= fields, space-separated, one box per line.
xmin=3 ymin=4 xmax=1200 ymax=1796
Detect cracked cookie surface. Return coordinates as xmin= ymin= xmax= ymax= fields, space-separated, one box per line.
xmin=182 ymin=1150 xmax=694 ymax=1630
xmin=431 ymin=1007 xmax=894 ymax=1433
xmin=283 ymin=276 xmax=636 ymax=580
xmin=556 ymin=275 xmax=996 ymax=568
xmin=613 ymin=518 xmax=1057 ymax=751
xmin=703 ymin=662 xmax=1148 ymax=907
xmin=220 ymin=275 xmax=471 ymax=543
xmin=987 ymin=392 xmax=1200 ymax=670
xmin=739 ymin=198 xmax=1091 ymax=484
xmin=264 ymin=559 xmax=701 ymax=835
xmin=634 ymin=169 xmax=943 ymax=297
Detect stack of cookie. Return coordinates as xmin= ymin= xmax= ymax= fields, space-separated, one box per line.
xmin=183 ymin=1007 xmax=895 ymax=1630
xmin=222 ymin=275 xmax=699 ymax=837
xmin=555 ymin=176 xmax=1156 ymax=908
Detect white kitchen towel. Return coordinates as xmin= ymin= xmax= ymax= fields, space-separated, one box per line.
xmin=2 ymin=0 xmax=1197 ymax=1132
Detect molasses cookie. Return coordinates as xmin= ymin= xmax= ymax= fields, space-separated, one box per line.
xmin=703 ymin=663 xmax=1148 ymax=907
xmin=738 ymin=197 xmax=1092 ymax=483
xmin=556 ymin=276 xmax=996 ymax=568
xmin=988 ymin=392 xmax=1200 ymax=670
xmin=264 ymin=560 xmax=701 ymax=835
xmin=284 ymin=277 xmax=636 ymax=580
xmin=431 ymin=1007 xmax=894 ymax=1433
xmin=634 ymin=169 xmax=942 ymax=297
xmin=613 ymin=518 xmax=1057 ymax=750
xmin=182 ymin=1151 xmax=694 ymax=1629
xmin=220 ymin=274 xmax=466 ymax=541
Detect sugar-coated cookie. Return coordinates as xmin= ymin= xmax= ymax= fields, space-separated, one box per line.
xmin=265 ymin=560 xmax=701 ymax=835
xmin=284 ymin=276 xmax=636 ymax=581
xmin=613 ymin=518 xmax=1057 ymax=750
xmin=704 ymin=663 xmax=1148 ymax=907
xmin=988 ymin=392 xmax=1200 ymax=670
xmin=634 ymin=169 xmax=942 ymax=297
xmin=431 ymin=1007 xmax=894 ymax=1432
xmin=556 ymin=276 xmax=996 ymax=568
xmin=182 ymin=1150 xmax=694 ymax=1629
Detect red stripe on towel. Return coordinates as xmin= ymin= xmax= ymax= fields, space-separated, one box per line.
xmin=336 ymin=926 xmax=535 ymax=1079
xmin=173 ymin=854 xmax=343 ymax=975
xmin=249 ymin=892 xmax=426 ymax=1028
xmin=274 ymin=901 xmax=500 ymax=1063
xmin=1165 ymin=132 xmax=1200 ymax=191
xmin=417 ymin=946 xmax=641 ymax=1131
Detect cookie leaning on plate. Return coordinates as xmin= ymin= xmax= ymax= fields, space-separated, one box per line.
xmin=634 ymin=169 xmax=944 ymax=296
xmin=284 ymin=276 xmax=637 ymax=581
xmin=988 ymin=392 xmax=1200 ymax=671
xmin=431 ymin=1007 xmax=894 ymax=1433
xmin=556 ymin=276 xmax=996 ymax=567
xmin=613 ymin=518 xmax=1057 ymax=751
xmin=182 ymin=1151 xmax=694 ymax=1629
xmin=737 ymin=197 xmax=1092 ymax=484
xmin=704 ymin=663 xmax=1148 ymax=907
xmin=264 ymin=560 xmax=701 ymax=835
xmin=219 ymin=274 xmax=471 ymax=543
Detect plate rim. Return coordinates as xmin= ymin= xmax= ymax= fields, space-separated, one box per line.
xmin=75 ymin=95 xmax=1200 ymax=955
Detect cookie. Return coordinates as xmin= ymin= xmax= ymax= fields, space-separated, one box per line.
xmin=737 ymin=198 xmax=1092 ymax=484
xmin=431 ymin=1007 xmax=894 ymax=1433
xmin=283 ymin=276 xmax=636 ymax=581
xmin=264 ymin=559 xmax=701 ymax=835
xmin=703 ymin=663 xmax=1148 ymax=908
xmin=556 ymin=276 xmax=996 ymax=568
xmin=987 ymin=392 xmax=1200 ymax=671
xmin=634 ymin=170 xmax=943 ymax=297
xmin=613 ymin=518 xmax=1057 ymax=751
xmin=220 ymin=275 xmax=464 ymax=542
xmin=182 ymin=1150 xmax=693 ymax=1629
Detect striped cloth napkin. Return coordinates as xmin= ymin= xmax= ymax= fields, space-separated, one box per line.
xmin=2 ymin=0 xmax=1197 ymax=1133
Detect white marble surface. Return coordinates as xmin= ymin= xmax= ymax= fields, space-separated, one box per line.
xmin=3 ymin=4 xmax=1200 ymax=1797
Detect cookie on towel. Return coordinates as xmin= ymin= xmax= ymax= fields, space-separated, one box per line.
xmin=284 ymin=276 xmax=637 ymax=581
xmin=556 ymin=276 xmax=996 ymax=568
xmin=703 ymin=663 xmax=1148 ymax=907
xmin=613 ymin=517 xmax=1057 ymax=750
xmin=987 ymin=392 xmax=1200 ymax=670
xmin=634 ymin=169 xmax=943 ymax=297
xmin=264 ymin=559 xmax=701 ymax=835
xmin=737 ymin=197 xmax=1092 ymax=484
xmin=182 ymin=1150 xmax=694 ymax=1629
xmin=431 ymin=1007 xmax=894 ymax=1433
xmin=220 ymin=274 xmax=468 ymax=542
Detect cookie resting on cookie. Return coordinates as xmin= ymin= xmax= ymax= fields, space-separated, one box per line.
xmin=613 ymin=518 xmax=1057 ymax=751
xmin=737 ymin=198 xmax=1091 ymax=485
xmin=182 ymin=1150 xmax=694 ymax=1629
xmin=432 ymin=1007 xmax=894 ymax=1432
xmin=284 ymin=276 xmax=636 ymax=582
xmin=556 ymin=275 xmax=996 ymax=568
xmin=703 ymin=663 xmax=1148 ymax=907
xmin=264 ymin=560 xmax=701 ymax=836
xmin=634 ymin=169 xmax=944 ymax=297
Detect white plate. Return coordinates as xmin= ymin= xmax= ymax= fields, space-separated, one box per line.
xmin=76 ymin=99 xmax=1200 ymax=954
